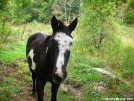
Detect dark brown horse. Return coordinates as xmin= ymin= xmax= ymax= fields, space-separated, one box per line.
xmin=26 ymin=15 xmax=78 ymax=101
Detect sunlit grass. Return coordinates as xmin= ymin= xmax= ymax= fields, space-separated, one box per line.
xmin=0 ymin=43 xmax=25 ymax=64
xmin=117 ymin=24 xmax=134 ymax=46
xmin=11 ymin=22 xmax=52 ymax=41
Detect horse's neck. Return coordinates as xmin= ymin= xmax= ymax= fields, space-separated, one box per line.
xmin=39 ymin=41 xmax=53 ymax=64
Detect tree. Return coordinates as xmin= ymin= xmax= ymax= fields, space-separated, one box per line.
xmin=52 ymin=0 xmax=80 ymax=24
xmin=77 ymin=0 xmax=116 ymax=56
xmin=0 ymin=0 xmax=11 ymax=50
xmin=0 ymin=0 xmax=9 ymax=11
xmin=7 ymin=0 xmax=33 ymax=24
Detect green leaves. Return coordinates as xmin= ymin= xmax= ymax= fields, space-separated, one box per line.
xmin=124 ymin=12 xmax=134 ymax=24
xmin=14 ymin=0 xmax=33 ymax=8
xmin=0 ymin=0 xmax=9 ymax=11
xmin=77 ymin=0 xmax=116 ymax=56
xmin=129 ymin=0 xmax=134 ymax=9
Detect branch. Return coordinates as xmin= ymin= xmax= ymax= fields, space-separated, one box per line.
xmin=2 ymin=29 xmax=11 ymax=43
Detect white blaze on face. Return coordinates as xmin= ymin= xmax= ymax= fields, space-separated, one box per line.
xmin=54 ymin=32 xmax=73 ymax=78
xmin=28 ymin=49 xmax=36 ymax=70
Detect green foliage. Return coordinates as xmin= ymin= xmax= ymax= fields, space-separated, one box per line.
xmin=75 ymin=1 xmax=134 ymax=95
xmin=28 ymin=1 xmax=52 ymax=23
xmin=122 ymin=45 xmax=134 ymax=69
xmin=0 ymin=75 xmax=20 ymax=101
xmin=82 ymin=0 xmax=127 ymax=7
xmin=0 ymin=87 xmax=11 ymax=101
xmin=123 ymin=0 xmax=134 ymax=24
xmin=76 ymin=0 xmax=134 ymax=74
xmin=0 ymin=43 xmax=25 ymax=64
xmin=129 ymin=0 xmax=134 ymax=9
xmin=14 ymin=0 xmax=33 ymax=8
xmin=124 ymin=12 xmax=134 ymax=24
xmin=77 ymin=1 xmax=116 ymax=56
xmin=0 ymin=21 xmax=11 ymax=50
xmin=0 ymin=0 xmax=9 ymax=11
xmin=52 ymin=0 xmax=80 ymax=23
xmin=0 ymin=22 xmax=134 ymax=100
xmin=65 ymin=51 xmax=102 ymax=87
xmin=7 ymin=0 xmax=33 ymax=24
xmin=0 ymin=0 xmax=80 ymax=24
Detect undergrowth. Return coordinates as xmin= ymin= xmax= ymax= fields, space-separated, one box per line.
xmin=0 ymin=43 xmax=26 ymax=65
xmin=0 ymin=23 xmax=134 ymax=101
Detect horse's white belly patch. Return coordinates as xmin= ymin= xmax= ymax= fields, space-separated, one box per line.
xmin=28 ymin=49 xmax=36 ymax=70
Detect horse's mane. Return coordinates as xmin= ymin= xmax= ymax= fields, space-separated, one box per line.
xmin=57 ymin=20 xmax=65 ymax=27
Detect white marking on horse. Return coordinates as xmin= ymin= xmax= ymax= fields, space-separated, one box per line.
xmin=28 ymin=49 xmax=36 ymax=70
xmin=46 ymin=47 xmax=48 ymax=53
xmin=54 ymin=32 xmax=73 ymax=78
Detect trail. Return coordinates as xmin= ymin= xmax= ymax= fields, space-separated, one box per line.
xmin=0 ymin=65 xmax=35 ymax=101
xmin=0 ymin=64 xmax=82 ymax=101
xmin=60 ymin=84 xmax=82 ymax=101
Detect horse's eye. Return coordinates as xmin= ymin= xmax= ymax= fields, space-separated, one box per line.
xmin=69 ymin=42 xmax=72 ymax=46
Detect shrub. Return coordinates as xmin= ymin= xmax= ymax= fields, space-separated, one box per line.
xmin=0 ymin=20 xmax=11 ymax=50
xmin=124 ymin=12 xmax=134 ymax=24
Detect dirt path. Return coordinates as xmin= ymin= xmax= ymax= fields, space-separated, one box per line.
xmin=0 ymin=65 xmax=35 ymax=101
xmin=60 ymin=84 xmax=82 ymax=101
xmin=0 ymin=65 xmax=82 ymax=101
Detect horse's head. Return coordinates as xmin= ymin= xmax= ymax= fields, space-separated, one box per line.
xmin=50 ymin=15 xmax=78 ymax=84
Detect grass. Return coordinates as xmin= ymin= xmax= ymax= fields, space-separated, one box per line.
xmin=0 ymin=65 xmax=22 ymax=101
xmin=0 ymin=23 xmax=134 ymax=101
xmin=0 ymin=43 xmax=26 ymax=65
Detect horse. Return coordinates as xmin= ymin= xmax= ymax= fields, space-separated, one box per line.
xmin=26 ymin=15 xmax=78 ymax=101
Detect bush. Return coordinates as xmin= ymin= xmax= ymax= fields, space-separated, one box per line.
xmin=124 ymin=12 xmax=134 ymax=24
xmin=129 ymin=0 xmax=134 ymax=9
xmin=76 ymin=2 xmax=116 ymax=57
xmin=122 ymin=45 xmax=134 ymax=69
xmin=0 ymin=20 xmax=11 ymax=50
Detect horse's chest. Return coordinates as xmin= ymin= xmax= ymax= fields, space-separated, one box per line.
xmin=28 ymin=48 xmax=52 ymax=72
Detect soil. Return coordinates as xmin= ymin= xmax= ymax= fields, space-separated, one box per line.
xmin=60 ymin=84 xmax=82 ymax=101
xmin=0 ymin=65 xmax=82 ymax=101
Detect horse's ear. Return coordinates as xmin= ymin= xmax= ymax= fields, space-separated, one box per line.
xmin=68 ymin=18 xmax=78 ymax=32
xmin=51 ymin=15 xmax=58 ymax=29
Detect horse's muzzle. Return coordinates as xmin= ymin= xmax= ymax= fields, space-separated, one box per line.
xmin=52 ymin=72 xmax=67 ymax=84
xmin=53 ymin=74 xmax=63 ymax=84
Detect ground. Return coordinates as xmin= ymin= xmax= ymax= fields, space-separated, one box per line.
xmin=0 ymin=64 xmax=35 ymax=101
xmin=1 ymin=61 xmax=134 ymax=101
xmin=0 ymin=64 xmax=82 ymax=101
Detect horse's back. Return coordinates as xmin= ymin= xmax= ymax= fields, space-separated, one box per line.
xmin=26 ymin=33 xmax=48 ymax=56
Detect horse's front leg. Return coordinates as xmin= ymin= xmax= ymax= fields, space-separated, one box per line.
xmin=50 ymin=82 xmax=60 ymax=101
xmin=36 ymin=79 xmax=46 ymax=101
xmin=32 ymin=73 xmax=36 ymax=97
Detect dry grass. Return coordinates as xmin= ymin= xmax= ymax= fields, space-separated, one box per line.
xmin=11 ymin=23 xmax=52 ymax=41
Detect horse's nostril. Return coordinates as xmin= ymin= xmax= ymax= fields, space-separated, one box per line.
xmin=62 ymin=71 xmax=67 ymax=80
xmin=64 ymin=71 xmax=67 ymax=77
xmin=54 ymin=74 xmax=63 ymax=83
